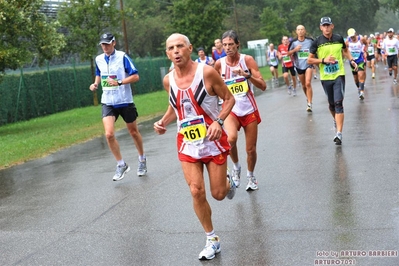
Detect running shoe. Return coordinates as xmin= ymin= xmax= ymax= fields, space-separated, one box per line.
xmin=287 ymin=85 xmax=292 ymax=95
xmin=198 ymin=236 xmax=221 ymax=260
xmin=394 ymin=79 xmax=397 ymax=84
xmin=137 ymin=159 xmax=147 ymax=176
xmin=306 ymin=103 xmax=312 ymax=112
xmin=333 ymin=132 xmax=342 ymax=145
xmin=113 ymin=163 xmax=130 ymax=181
xmin=314 ymin=75 xmax=317 ymax=79
xmin=292 ymin=88 xmax=297 ymax=96
xmin=226 ymin=169 xmax=236 ymax=199
xmin=232 ymin=168 xmax=241 ymax=187
xmin=372 ymin=73 xmax=375 ymax=79
xmin=389 ymin=71 xmax=392 ymax=76
xmin=246 ymin=176 xmax=258 ymax=191
xmin=359 ymin=91 xmax=364 ymax=100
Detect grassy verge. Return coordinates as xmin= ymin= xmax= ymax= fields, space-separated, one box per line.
xmin=0 ymin=66 xmax=273 ymax=169
xmin=0 ymin=91 xmax=169 ymax=169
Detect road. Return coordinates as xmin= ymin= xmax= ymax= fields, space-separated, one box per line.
xmin=1 ymin=64 xmax=399 ymax=265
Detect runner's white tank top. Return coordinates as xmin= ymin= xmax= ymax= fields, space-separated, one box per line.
xmin=220 ymin=54 xmax=259 ymax=116
xmin=168 ymin=63 xmax=230 ymax=159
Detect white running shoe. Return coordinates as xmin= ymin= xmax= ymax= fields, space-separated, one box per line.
xmin=287 ymin=85 xmax=292 ymax=95
xmin=232 ymin=168 xmax=241 ymax=187
xmin=113 ymin=163 xmax=130 ymax=181
xmin=226 ymin=169 xmax=236 ymax=199
xmin=198 ymin=236 xmax=221 ymax=260
xmin=306 ymin=103 xmax=312 ymax=112
xmin=292 ymin=88 xmax=297 ymax=96
xmin=246 ymin=176 xmax=258 ymax=191
xmin=359 ymin=91 xmax=364 ymax=100
xmin=334 ymin=132 xmax=342 ymax=145
xmin=137 ymin=159 xmax=147 ymax=176
xmin=394 ymin=79 xmax=397 ymax=84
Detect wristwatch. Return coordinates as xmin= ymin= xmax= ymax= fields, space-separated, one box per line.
xmin=215 ymin=117 xmax=224 ymax=126
xmin=246 ymin=72 xmax=252 ymax=79
xmin=117 ymin=79 xmax=123 ymax=86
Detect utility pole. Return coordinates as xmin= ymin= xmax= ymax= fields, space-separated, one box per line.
xmin=119 ymin=0 xmax=129 ymax=55
xmin=233 ymin=0 xmax=239 ymax=38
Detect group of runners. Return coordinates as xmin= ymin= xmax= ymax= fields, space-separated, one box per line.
xmin=91 ymin=18 xmax=399 ymax=261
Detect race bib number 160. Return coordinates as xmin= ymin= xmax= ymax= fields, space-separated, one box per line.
xmin=225 ymin=77 xmax=249 ymax=97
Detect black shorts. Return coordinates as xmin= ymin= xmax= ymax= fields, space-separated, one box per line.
xmin=102 ymin=103 xmax=138 ymax=123
xmin=295 ymin=66 xmax=314 ymax=75
xmin=387 ymin=55 xmax=398 ymax=68
xmin=282 ymin=66 xmax=296 ymax=76
xmin=366 ymin=55 xmax=375 ymax=61
xmin=269 ymin=64 xmax=278 ymax=69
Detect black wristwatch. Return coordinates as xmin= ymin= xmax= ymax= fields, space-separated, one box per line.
xmin=244 ymin=70 xmax=252 ymax=79
xmin=215 ymin=117 xmax=224 ymax=126
xmin=117 ymin=79 xmax=123 ymax=86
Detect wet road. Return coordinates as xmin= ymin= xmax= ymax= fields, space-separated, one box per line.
xmin=1 ymin=65 xmax=399 ymax=266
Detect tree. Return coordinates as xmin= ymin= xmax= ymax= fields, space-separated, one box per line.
xmin=168 ymin=0 xmax=231 ymax=54
xmin=123 ymin=0 xmax=171 ymax=57
xmin=259 ymin=7 xmax=290 ymax=45
xmin=259 ymin=0 xmax=379 ymax=42
xmin=0 ymin=0 xmax=65 ymax=81
xmin=58 ymin=0 xmax=121 ymax=105
xmin=223 ymin=3 xmax=266 ymax=48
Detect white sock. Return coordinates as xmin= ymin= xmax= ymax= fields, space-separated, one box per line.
xmin=139 ymin=154 xmax=146 ymax=162
xmin=233 ymin=162 xmax=241 ymax=170
xmin=206 ymin=230 xmax=216 ymax=239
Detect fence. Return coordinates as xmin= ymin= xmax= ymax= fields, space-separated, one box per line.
xmin=0 ymin=57 xmax=171 ymax=126
xmin=0 ymin=48 xmax=260 ymax=126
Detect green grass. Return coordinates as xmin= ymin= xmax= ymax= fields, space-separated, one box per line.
xmin=259 ymin=65 xmax=273 ymax=81
xmin=0 ymin=90 xmax=169 ymax=169
xmin=0 ymin=66 xmax=272 ymax=169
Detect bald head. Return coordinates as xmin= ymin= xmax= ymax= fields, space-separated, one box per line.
xmin=296 ymin=25 xmax=306 ymax=38
xmin=165 ymin=33 xmax=191 ymax=49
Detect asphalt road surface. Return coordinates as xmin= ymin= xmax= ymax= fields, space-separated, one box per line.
xmin=1 ymin=64 xmax=398 ymax=266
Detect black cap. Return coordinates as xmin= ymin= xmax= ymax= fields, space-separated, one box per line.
xmin=197 ymin=47 xmax=205 ymax=52
xmin=320 ymin=17 xmax=332 ymax=25
xmin=99 ymin=33 xmax=115 ymax=44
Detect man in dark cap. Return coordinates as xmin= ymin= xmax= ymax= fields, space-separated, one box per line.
xmin=307 ymin=17 xmax=358 ymax=145
xmin=89 ymin=33 xmax=148 ymax=180
xmin=382 ymin=28 xmax=399 ymax=84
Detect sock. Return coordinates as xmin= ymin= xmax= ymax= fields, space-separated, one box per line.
xmin=206 ymin=230 xmax=216 ymax=239
xmin=359 ymin=82 xmax=365 ymax=91
xmin=139 ymin=154 xmax=146 ymax=162
xmin=117 ymin=159 xmax=125 ymax=166
xmin=233 ymin=162 xmax=241 ymax=170
xmin=247 ymin=170 xmax=254 ymax=177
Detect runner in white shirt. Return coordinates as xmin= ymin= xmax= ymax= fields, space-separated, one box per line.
xmin=383 ymin=28 xmax=399 ymax=84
